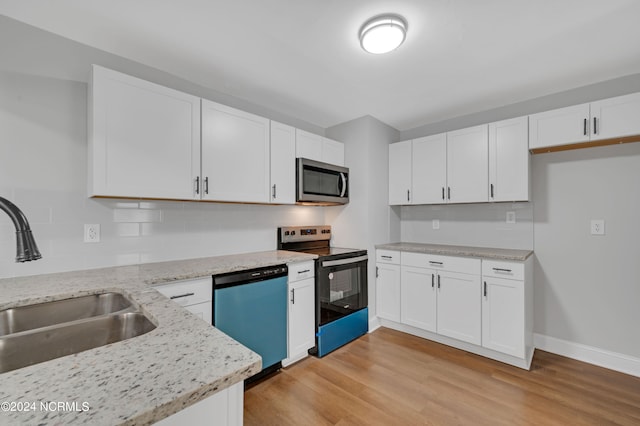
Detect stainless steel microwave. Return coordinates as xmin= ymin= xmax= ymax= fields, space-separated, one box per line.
xmin=296 ymin=158 xmax=349 ymax=205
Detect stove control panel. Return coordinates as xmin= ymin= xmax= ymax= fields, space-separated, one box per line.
xmin=279 ymin=225 xmax=331 ymax=243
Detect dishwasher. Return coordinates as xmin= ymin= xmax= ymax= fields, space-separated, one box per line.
xmin=212 ymin=264 xmax=288 ymax=383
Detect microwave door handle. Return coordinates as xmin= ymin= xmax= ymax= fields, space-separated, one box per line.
xmin=339 ymin=173 xmax=347 ymax=197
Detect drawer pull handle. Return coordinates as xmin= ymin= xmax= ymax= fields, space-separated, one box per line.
xmin=170 ymin=292 xmax=195 ymax=300
xmin=492 ymin=268 xmax=512 ymax=273
xmin=298 ymin=269 xmax=310 ymax=274
xmin=429 ymin=261 xmax=443 ymax=265
xmin=381 ymin=255 xmax=393 ymax=259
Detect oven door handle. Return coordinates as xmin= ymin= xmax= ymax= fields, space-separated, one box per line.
xmin=321 ymin=255 xmax=368 ymax=268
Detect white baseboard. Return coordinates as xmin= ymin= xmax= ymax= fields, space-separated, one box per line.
xmin=534 ymin=333 xmax=640 ymax=378
xmin=368 ymin=317 xmax=381 ymax=333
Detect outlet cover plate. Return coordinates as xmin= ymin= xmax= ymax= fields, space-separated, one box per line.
xmin=590 ymin=219 xmax=605 ymax=235
xmin=432 ymin=219 xmax=440 ymax=230
xmin=84 ymin=224 xmax=101 ymax=243
xmin=506 ymin=211 xmax=516 ymax=224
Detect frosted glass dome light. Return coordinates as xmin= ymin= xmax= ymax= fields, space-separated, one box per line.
xmin=359 ymin=15 xmax=407 ymax=54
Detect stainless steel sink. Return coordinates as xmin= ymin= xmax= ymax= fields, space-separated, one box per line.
xmin=0 ymin=293 xmax=157 ymax=374
xmin=0 ymin=292 xmax=133 ymax=336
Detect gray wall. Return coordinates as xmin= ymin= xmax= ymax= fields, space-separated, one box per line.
xmin=0 ymin=19 xmax=326 ymax=279
xmin=399 ymin=75 xmax=640 ymax=359
xmin=326 ymin=116 xmax=399 ymax=319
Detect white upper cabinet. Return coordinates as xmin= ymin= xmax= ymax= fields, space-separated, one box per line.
xmin=322 ymin=137 xmax=345 ymax=166
xmin=388 ymin=140 xmax=412 ymax=205
xmin=446 ymin=125 xmax=489 ymax=203
xmin=412 ymin=134 xmax=447 ymax=204
xmin=295 ymin=129 xmax=345 ymax=166
xmin=295 ymin=129 xmax=323 ymax=161
xmin=89 ymin=65 xmax=201 ymax=200
xmin=201 ymin=99 xmax=270 ymax=203
xmin=529 ymin=92 xmax=640 ymax=150
xmin=269 ymin=121 xmax=296 ymax=204
xmin=590 ymin=92 xmax=640 ymax=141
xmin=528 ymin=103 xmax=590 ymax=150
xmin=489 ymin=116 xmax=530 ymax=202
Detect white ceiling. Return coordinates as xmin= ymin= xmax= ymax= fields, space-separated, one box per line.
xmin=2 ymin=0 xmax=640 ymax=131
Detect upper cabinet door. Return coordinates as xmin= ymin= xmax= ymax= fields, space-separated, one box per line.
xmin=590 ymin=92 xmax=640 ymax=141
xmin=528 ymin=103 xmax=590 ymax=149
xmin=412 ymin=133 xmax=447 ymax=204
xmin=295 ymin=129 xmax=322 ymax=162
xmin=322 ymin=137 xmax=345 ymax=166
xmin=446 ymin=125 xmax=489 ymax=203
xmin=489 ymin=117 xmax=529 ymax=202
xmin=389 ymin=140 xmax=412 ymax=205
xmin=89 ymin=65 xmax=201 ymax=200
xmin=201 ymin=99 xmax=270 ymax=203
xmin=270 ymin=121 xmax=296 ymax=204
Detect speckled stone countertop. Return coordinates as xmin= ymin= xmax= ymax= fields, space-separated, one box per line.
xmin=376 ymin=242 xmax=533 ymax=261
xmin=0 ymin=250 xmax=316 ymax=425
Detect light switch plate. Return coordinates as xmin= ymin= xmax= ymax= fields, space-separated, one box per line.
xmin=432 ymin=219 xmax=440 ymax=230
xmin=506 ymin=211 xmax=516 ymax=224
xmin=590 ymin=219 xmax=605 ymax=235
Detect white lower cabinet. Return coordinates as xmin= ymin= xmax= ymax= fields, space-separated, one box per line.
xmin=283 ymin=261 xmax=316 ymax=367
xmin=377 ymin=249 xmax=533 ymax=369
xmin=155 ymin=381 xmax=243 ymax=426
xmin=155 ymin=278 xmax=213 ymax=324
xmin=375 ymin=251 xmax=401 ymax=322
xmin=481 ymin=260 xmax=529 ymax=359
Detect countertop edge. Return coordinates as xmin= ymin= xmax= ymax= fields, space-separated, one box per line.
xmin=375 ymin=242 xmax=533 ymax=261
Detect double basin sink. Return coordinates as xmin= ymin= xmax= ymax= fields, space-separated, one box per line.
xmin=0 ymin=292 xmax=156 ymax=374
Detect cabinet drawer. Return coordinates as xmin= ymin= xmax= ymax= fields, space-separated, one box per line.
xmin=482 ymin=260 xmax=524 ymax=281
xmin=377 ymin=250 xmax=400 ymax=264
xmin=155 ymin=277 xmax=212 ymax=307
xmin=288 ymin=261 xmax=315 ymax=281
xmin=423 ymin=254 xmax=481 ymax=275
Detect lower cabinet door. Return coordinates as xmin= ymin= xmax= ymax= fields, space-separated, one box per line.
xmin=482 ymin=277 xmax=525 ymax=358
xmin=436 ymin=271 xmax=481 ymax=345
xmin=400 ymin=266 xmax=436 ymax=332
xmin=376 ymin=263 xmax=401 ymax=322
xmin=287 ymin=277 xmax=315 ymax=363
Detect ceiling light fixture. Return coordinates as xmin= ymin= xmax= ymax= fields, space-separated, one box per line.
xmin=359 ymin=14 xmax=407 ymax=54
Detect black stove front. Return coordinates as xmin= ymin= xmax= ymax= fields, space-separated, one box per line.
xmin=278 ymin=226 xmax=369 ymax=357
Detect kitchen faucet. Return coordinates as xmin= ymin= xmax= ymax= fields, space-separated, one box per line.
xmin=0 ymin=196 xmax=42 ymax=262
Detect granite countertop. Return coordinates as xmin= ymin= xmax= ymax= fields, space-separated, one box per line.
xmin=0 ymin=250 xmax=316 ymax=425
xmin=376 ymin=242 xmax=533 ymax=261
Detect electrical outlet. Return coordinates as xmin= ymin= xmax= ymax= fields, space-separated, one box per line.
xmin=590 ymin=219 xmax=605 ymax=235
xmin=432 ymin=219 xmax=440 ymax=230
xmin=506 ymin=211 xmax=516 ymax=224
xmin=84 ymin=224 xmax=101 ymax=243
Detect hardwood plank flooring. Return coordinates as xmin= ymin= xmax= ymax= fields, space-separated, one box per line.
xmin=244 ymin=327 xmax=640 ymax=425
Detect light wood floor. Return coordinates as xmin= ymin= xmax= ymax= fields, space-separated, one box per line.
xmin=244 ymin=327 xmax=640 ymax=425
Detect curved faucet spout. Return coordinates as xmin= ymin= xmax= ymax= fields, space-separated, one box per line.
xmin=0 ymin=196 xmax=42 ymax=262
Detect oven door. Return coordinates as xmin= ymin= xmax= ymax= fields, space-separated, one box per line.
xmin=316 ymin=254 xmax=368 ymax=326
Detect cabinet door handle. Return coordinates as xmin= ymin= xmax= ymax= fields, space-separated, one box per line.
xmin=492 ymin=267 xmax=512 ymax=273
xmin=437 ymin=275 xmax=441 ymax=289
xmin=583 ymin=118 xmax=587 ymax=135
xmin=442 ymin=187 xmax=445 ymax=200
xmin=291 ymin=288 xmax=295 ymax=304
xmin=376 ymin=266 xmax=379 ymax=278
xmin=593 ymin=117 xmax=597 ymax=135
xmin=407 ymin=189 xmax=410 ymax=202
xmin=447 ymin=187 xmax=451 ymax=200
xmin=195 ymin=177 xmax=200 ymax=195
xmin=170 ymin=292 xmax=195 ymax=300
xmin=431 ymin=273 xmax=435 ymax=288
xmin=429 ymin=261 xmax=443 ymax=265
xmin=484 ymin=281 xmax=487 ymax=297
xmin=490 ymin=183 xmax=494 ymax=199
xmin=204 ymin=177 xmax=209 ymax=195
xmin=272 ymin=184 xmax=277 ymax=199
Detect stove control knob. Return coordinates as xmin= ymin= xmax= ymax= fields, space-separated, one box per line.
xmin=291 ymin=231 xmax=296 ymax=235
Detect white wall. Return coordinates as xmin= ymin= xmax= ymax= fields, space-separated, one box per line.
xmin=326 ymin=116 xmax=399 ymax=318
xmin=533 ymin=143 xmax=640 ymax=358
xmin=0 ymin=36 xmax=324 ymax=279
